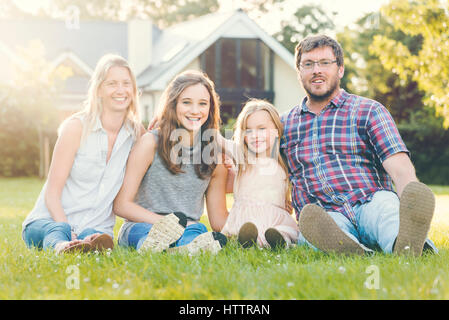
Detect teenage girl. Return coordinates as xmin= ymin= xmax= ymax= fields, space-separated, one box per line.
xmin=114 ymin=70 xmax=228 ymax=255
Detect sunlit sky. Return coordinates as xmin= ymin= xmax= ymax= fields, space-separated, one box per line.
xmin=12 ymin=0 xmax=390 ymax=32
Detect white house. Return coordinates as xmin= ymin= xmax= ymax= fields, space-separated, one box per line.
xmin=0 ymin=9 xmax=305 ymax=124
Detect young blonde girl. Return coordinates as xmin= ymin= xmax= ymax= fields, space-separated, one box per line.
xmin=220 ymin=99 xmax=299 ymax=248
xmin=22 ymin=54 xmax=143 ymax=253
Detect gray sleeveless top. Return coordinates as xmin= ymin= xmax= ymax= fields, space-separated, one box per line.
xmin=135 ymin=130 xmax=211 ymax=221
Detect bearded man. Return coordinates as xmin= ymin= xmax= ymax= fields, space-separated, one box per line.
xmin=280 ymin=34 xmax=437 ymax=256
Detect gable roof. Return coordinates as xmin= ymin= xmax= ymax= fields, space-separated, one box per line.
xmin=0 ymin=19 xmax=128 ymax=69
xmin=137 ymin=9 xmax=296 ymax=91
xmin=1 ymin=9 xmax=295 ymax=94
xmin=0 ymin=40 xmax=24 ymax=66
xmin=51 ymin=51 xmax=94 ymax=76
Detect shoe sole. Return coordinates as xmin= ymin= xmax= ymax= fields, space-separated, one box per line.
xmin=138 ymin=213 xmax=185 ymax=253
xmin=265 ymin=228 xmax=286 ymax=249
xmin=167 ymin=232 xmax=227 ymax=255
xmin=394 ymin=182 xmax=435 ymax=256
xmin=62 ymin=242 xmax=92 ymax=254
xmin=298 ymin=204 xmax=366 ymax=255
xmin=238 ymin=222 xmax=258 ymax=248
xmin=90 ymin=234 xmax=114 ymax=251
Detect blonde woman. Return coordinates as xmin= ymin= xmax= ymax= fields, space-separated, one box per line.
xmin=22 ymin=54 xmax=143 ymax=254
xmin=219 ymin=99 xmax=299 ymax=249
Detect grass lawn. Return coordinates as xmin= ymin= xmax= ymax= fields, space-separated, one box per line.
xmin=0 ymin=177 xmax=448 ymax=300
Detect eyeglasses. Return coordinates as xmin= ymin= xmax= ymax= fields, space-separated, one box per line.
xmin=300 ymin=59 xmax=338 ymax=70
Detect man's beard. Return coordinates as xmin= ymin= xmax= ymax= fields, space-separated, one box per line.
xmin=303 ymin=77 xmax=340 ymax=102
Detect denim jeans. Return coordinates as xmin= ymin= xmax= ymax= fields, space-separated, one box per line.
xmin=119 ymin=222 xmax=208 ymax=250
xmin=297 ymin=190 xmax=438 ymax=253
xmin=23 ymin=219 xmax=103 ymax=250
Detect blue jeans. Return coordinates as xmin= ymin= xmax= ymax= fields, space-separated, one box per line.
xmin=23 ymin=219 xmax=103 ymax=250
xmin=297 ymin=190 xmax=438 ymax=253
xmin=119 ymin=222 xmax=208 ymax=250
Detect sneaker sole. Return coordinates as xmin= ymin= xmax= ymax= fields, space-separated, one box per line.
xmin=394 ymin=182 xmax=435 ymax=256
xmin=238 ymin=222 xmax=258 ymax=248
xmin=89 ymin=234 xmax=114 ymax=251
xmin=265 ymin=228 xmax=286 ymax=249
xmin=61 ymin=242 xmax=93 ymax=254
xmin=298 ymin=204 xmax=366 ymax=255
xmin=138 ymin=214 xmax=185 ymax=253
xmin=167 ymin=232 xmax=227 ymax=255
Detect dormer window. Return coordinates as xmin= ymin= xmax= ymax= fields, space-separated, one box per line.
xmin=200 ymin=38 xmax=274 ymax=123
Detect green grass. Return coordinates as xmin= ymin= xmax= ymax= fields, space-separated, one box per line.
xmin=1 ymin=177 xmax=448 ymax=299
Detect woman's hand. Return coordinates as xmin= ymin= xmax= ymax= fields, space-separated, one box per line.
xmin=147 ymin=117 xmax=159 ymax=131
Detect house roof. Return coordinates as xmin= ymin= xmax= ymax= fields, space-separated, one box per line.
xmin=1 ymin=9 xmax=296 ymax=94
xmin=0 ymin=19 xmax=129 ymax=69
xmin=138 ymin=9 xmax=296 ymax=91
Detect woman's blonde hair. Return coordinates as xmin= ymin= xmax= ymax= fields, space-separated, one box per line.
xmin=62 ymin=54 xmax=141 ymax=142
xmin=234 ymin=99 xmax=288 ymax=179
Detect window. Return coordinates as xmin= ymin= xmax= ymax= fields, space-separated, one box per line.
xmin=240 ymin=39 xmax=257 ymax=89
xmin=202 ymin=38 xmax=272 ymax=91
xmin=221 ymin=39 xmax=237 ymax=89
xmin=200 ymin=38 xmax=274 ymax=123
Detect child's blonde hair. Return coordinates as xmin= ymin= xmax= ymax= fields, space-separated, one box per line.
xmin=61 ymin=54 xmax=141 ymax=143
xmin=233 ymin=99 xmax=288 ymax=180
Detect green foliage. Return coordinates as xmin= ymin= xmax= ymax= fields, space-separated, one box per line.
xmin=47 ymin=0 xmax=219 ymax=27
xmin=0 ymin=97 xmax=40 ymax=176
xmin=274 ymin=5 xmax=335 ymax=53
xmin=0 ymin=40 xmax=63 ymax=177
xmin=399 ymin=114 xmax=449 ymax=185
xmin=337 ymin=11 xmax=449 ymax=185
xmin=370 ymin=0 xmax=449 ymax=127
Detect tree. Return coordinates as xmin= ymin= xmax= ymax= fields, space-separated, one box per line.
xmin=369 ymin=0 xmax=449 ymax=127
xmin=0 ymin=40 xmax=71 ymax=177
xmin=45 ymin=0 xmax=219 ymax=27
xmin=337 ymin=12 xmax=426 ymax=124
xmin=274 ymin=5 xmax=335 ymax=53
xmin=337 ymin=9 xmax=449 ymax=185
xmin=0 ymin=1 xmax=33 ymax=19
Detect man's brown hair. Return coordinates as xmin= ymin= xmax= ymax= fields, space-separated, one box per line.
xmin=295 ymin=34 xmax=344 ymax=72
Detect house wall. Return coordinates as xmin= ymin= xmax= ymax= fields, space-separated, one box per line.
xmin=141 ymin=56 xmax=305 ymax=121
xmin=141 ymin=57 xmax=202 ymax=122
xmin=273 ymin=55 xmax=305 ymax=115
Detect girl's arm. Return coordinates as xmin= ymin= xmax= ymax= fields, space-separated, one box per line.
xmin=216 ymin=132 xmax=244 ymax=166
xmin=205 ymin=163 xmax=229 ymax=232
xmin=44 ymin=118 xmax=82 ymax=224
xmin=113 ymin=132 xmax=164 ymax=224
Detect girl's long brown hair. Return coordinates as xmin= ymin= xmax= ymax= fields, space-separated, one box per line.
xmin=155 ymin=70 xmax=221 ymax=179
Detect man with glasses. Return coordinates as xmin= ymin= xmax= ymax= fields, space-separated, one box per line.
xmin=280 ymin=34 xmax=437 ymax=256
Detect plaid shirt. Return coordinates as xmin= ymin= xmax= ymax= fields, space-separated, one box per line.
xmin=280 ymin=89 xmax=409 ymax=226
